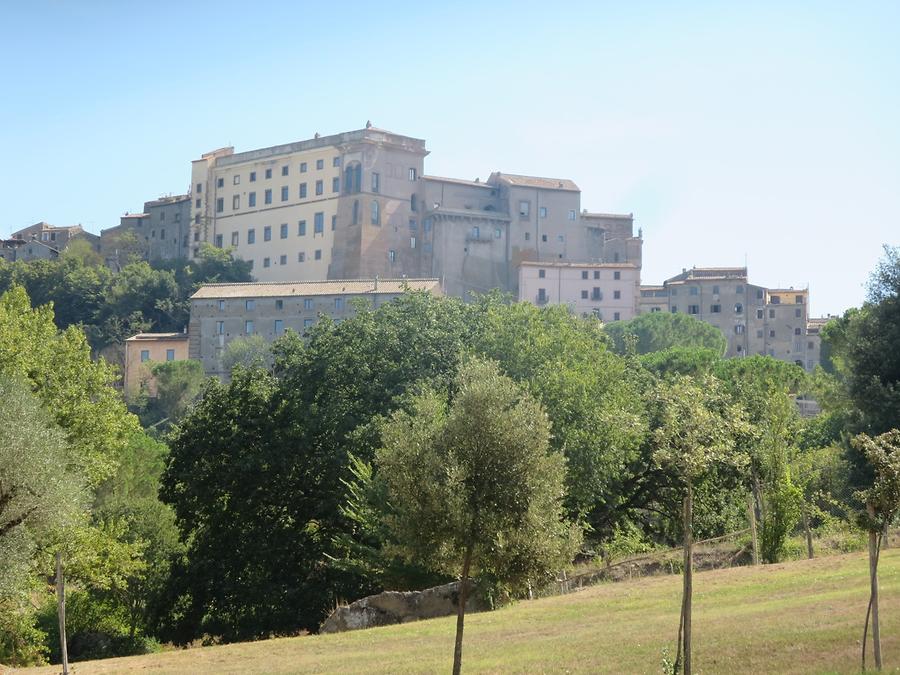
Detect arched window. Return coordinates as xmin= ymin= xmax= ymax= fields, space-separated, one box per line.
xmin=371 ymin=200 xmax=380 ymax=225
xmin=352 ymin=200 xmax=360 ymax=225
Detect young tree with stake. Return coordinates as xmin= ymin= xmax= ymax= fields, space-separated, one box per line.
xmin=651 ymin=375 xmax=748 ymax=675
xmin=375 ymin=358 xmax=581 ymax=675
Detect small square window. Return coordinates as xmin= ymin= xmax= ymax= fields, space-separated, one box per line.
xmin=541 ymin=234 xmax=548 ymax=242
xmin=538 ymin=269 xmax=546 ymax=279
xmin=246 ymin=299 xmax=255 ymax=310
xmin=282 ymin=166 xmax=289 ymax=176
xmin=233 ymin=175 xmax=240 ymax=185
xmin=614 ymin=290 xmax=621 ymax=300
xmin=316 ymin=159 xmax=324 ymax=170
xmin=140 ymin=349 xmax=150 ymax=363
xmin=614 ymin=271 xmax=621 ymax=280
xmin=300 ymin=162 xmax=308 ymax=173
xmin=314 ymin=249 xmax=322 ymax=260
xmin=166 ymin=349 xmax=175 ymax=361
xmin=581 ymin=271 xmax=588 ymax=280
xmin=524 ymin=232 xmax=531 ymax=241
xmin=581 ymin=290 xmax=588 ymax=299
xmin=519 ymin=201 xmax=530 ymax=217
xmin=593 ymin=271 xmax=600 ymax=280
xmin=279 ymin=254 xmax=287 ymax=265
xmin=265 ymin=168 xmax=273 ymax=179
xmin=298 ymin=252 xmax=306 ymax=262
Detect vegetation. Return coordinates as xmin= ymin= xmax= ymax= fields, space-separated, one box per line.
xmin=605 ymin=311 xmax=728 ymax=355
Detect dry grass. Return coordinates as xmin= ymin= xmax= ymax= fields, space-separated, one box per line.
xmin=21 ymin=549 xmax=900 ymax=674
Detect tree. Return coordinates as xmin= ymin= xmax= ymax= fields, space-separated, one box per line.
xmin=651 ymin=375 xmax=747 ymax=675
xmin=853 ymin=429 xmax=900 ymax=671
xmin=604 ymin=312 xmax=728 ymax=356
xmin=221 ymin=334 xmax=272 ymax=375
xmin=375 ymin=358 xmax=581 ymax=675
xmin=132 ymin=360 xmax=207 ymax=433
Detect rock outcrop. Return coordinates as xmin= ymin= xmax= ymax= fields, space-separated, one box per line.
xmin=320 ymin=581 xmax=487 ymax=634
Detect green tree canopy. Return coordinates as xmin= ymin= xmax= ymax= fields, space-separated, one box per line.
xmin=605 ymin=311 xmax=728 ymax=356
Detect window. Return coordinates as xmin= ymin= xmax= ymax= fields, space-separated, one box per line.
xmin=757 ymin=329 xmax=764 ymax=338
xmin=280 ymin=223 xmax=288 ymax=239
xmin=525 ymin=232 xmax=531 ymax=241
xmin=300 ymin=162 xmax=307 ymax=173
xmin=537 ymin=288 xmax=547 ymax=303
xmin=690 ymin=286 xmax=699 ymax=296
xmin=216 ymin=321 xmax=224 ymax=335
xmin=592 ymin=287 xmax=602 ymax=301
xmin=247 ymin=228 xmax=256 ymax=244
xmin=795 ymin=295 xmax=804 ymax=304
xmin=151 ymin=229 xmax=156 ymax=239
xmin=737 ymin=345 xmax=743 ymax=353
xmin=298 ymin=220 xmax=307 ymax=236
xmin=263 ymin=257 xmax=270 ymax=268
xmin=331 ymin=215 xmax=337 ymax=231
xmin=594 ymin=271 xmax=600 ymax=280
xmin=671 ymin=288 xmax=678 ymax=296
xmin=298 ymin=252 xmax=305 ymax=262
xmin=410 ymin=236 xmax=416 ymax=249
xmin=194 ymin=214 xmax=200 ymax=224
xmin=581 ymin=271 xmax=589 ymax=280
xmin=281 ymin=186 xmax=289 ymax=202
xmin=333 ymin=156 xmax=341 ymax=167
xmin=161 ymin=228 xmax=166 ymax=239
xmin=795 ymin=308 xmax=802 ymax=318
xmin=233 ymin=175 xmax=240 ymax=185
xmin=166 ymin=349 xmax=175 ymax=361
xmin=794 ymin=327 xmax=802 ymax=335
xmin=314 ymin=249 xmax=322 ymax=260
xmin=769 ymin=329 xmax=776 ymax=338
xmin=304 ymin=318 xmax=313 ymax=328
xmin=232 ymin=195 xmax=240 ymax=210
xmin=808 ymin=341 xmax=815 ymax=349
xmin=371 ymin=172 xmax=380 ymax=193
xmin=280 ymin=254 xmax=287 ymax=265
xmin=771 ymin=295 xmax=781 ymax=304
xmin=757 ymin=288 xmax=764 ymax=299
xmin=542 ymin=234 xmax=548 ymax=242
xmin=196 ymin=183 xmax=202 ymax=194
xmin=300 ymin=183 xmax=307 ymax=198
xmin=274 ymin=299 xmax=283 ymax=311
xmin=557 ymin=234 xmax=565 ymax=242
xmin=332 ymin=177 xmax=340 ymax=193
xmin=519 ymin=201 xmax=530 ymax=218
xmin=334 ymin=297 xmax=344 ymax=310
xmin=411 ymin=194 xmax=418 ymax=212
xmin=409 ymin=218 xmax=418 ymax=231
xmin=230 ymin=230 xmax=238 ymax=245
xmin=275 ymin=319 xmax=284 ymax=335
xmin=472 ymin=226 xmax=480 ymax=238
xmin=216 ymin=198 xmax=224 ymax=213
xmin=614 ymin=290 xmax=622 ymax=300
xmin=581 ymin=290 xmax=589 ymax=299
xmin=769 ymin=309 xmax=776 ymax=318
xmin=316 ymin=159 xmax=324 ymax=170
xmin=250 ymin=171 xmax=256 ymax=182
xmin=214 ymin=234 xmax=223 ymax=248
xmin=614 ymin=271 xmax=621 ymax=280
xmin=245 ymin=320 xmax=254 ymax=334
xmin=538 ymin=269 xmax=546 ymax=279
xmin=734 ymin=303 xmax=744 ymax=314
xmin=688 ymin=304 xmax=699 ymax=314
xmin=712 ymin=285 xmax=720 ymax=295
xmin=371 ymin=200 xmax=380 ymax=225
xmin=409 ymin=167 xmax=417 ymax=181
xmin=389 ymin=249 xmax=396 ymax=263
xmin=315 ymin=180 xmax=323 ymax=196
xmin=736 ymin=285 xmax=745 ymax=294
xmin=218 ymin=299 xmax=225 ymax=311
xmin=735 ymin=325 xmax=745 ymax=334
xmin=195 ymin=198 xmax=201 ymax=208
xmin=304 ymin=298 xmax=313 ymax=310
xmin=140 ymin=349 xmax=150 ymax=363
xmin=539 ymin=206 xmax=547 ymax=218
xmin=671 ymin=306 xmax=677 ymax=313
xmin=217 ymin=177 xmax=224 ymax=188
xmin=282 ymin=166 xmax=289 ymax=177
xmin=614 ymin=312 xmax=621 ymax=321
xmin=264 ymin=225 xmax=272 ymax=241
xmin=352 ymin=201 xmax=360 ymax=225
xmin=248 ymin=192 xmax=256 ymax=207
xmin=314 ymin=212 xmax=324 ymax=234
xmin=265 ymin=168 xmax=272 ymax=179
xmin=264 ymin=189 xmax=272 ymax=204
xmin=757 ymin=309 xmax=764 ymax=319
xmin=711 ymin=304 xmax=721 ymax=313
xmin=245 ymin=299 xmax=255 ymax=310
xmin=568 ymin=209 xmax=576 ymax=221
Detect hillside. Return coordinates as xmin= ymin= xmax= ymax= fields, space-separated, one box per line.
xmin=24 ymin=550 xmax=900 ymax=674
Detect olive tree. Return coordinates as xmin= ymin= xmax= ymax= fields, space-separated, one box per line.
xmin=854 ymin=429 xmax=900 ymax=671
xmin=651 ymin=375 xmax=747 ymax=675
xmin=375 ymin=358 xmax=581 ymax=675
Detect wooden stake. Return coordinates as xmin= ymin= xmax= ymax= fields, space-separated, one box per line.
xmin=56 ymin=552 xmax=69 ymax=675
xmin=868 ymin=504 xmax=882 ymax=670
xmin=802 ymin=504 xmax=814 ymax=560
xmin=683 ymin=481 xmax=693 ymax=675
xmin=747 ymin=492 xmax=759 ymax=565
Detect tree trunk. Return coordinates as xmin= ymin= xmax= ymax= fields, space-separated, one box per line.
xmin=802 ymin=504 xmax=814 ymax=560
xmin=683 ymin=481 xmax=693 ymax=675
xmin=453 ymin=543 xmax=474 ymax=675
xmin=868 ymin=504 xmax=883 ymax=670
xmin=56 ymin=552 xmax=69 ymax=675
xmin=747 ymin=492 xmax=760 ymax=565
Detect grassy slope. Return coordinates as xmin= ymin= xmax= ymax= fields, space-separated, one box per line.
xmin=25 ymin=549 xmax=900 ymax=674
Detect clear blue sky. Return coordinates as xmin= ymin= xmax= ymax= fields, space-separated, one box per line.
xmin=2 ymin=1 xmax=898 ymax=316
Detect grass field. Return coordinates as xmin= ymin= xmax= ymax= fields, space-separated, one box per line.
xmin=22 ymin=549 xmax=900 ymax=674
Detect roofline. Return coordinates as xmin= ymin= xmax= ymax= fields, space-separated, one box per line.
xmin=194 ymin=277 xmax=439 ymax=289
xmin=519 ymin=261 xmax=638 ymax=268
xmin=422 ymin=175 xmax=494 ymax=189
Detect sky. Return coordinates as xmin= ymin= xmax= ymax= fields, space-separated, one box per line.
xmin=1 ymin=1 xmax=898 ymax=317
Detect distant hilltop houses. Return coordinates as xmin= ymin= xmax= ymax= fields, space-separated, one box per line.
xmin=3 ymin=122 xmax=826 ymax=384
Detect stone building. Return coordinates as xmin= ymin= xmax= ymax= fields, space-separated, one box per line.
xmin=518 ymin=261 xmax=640 ymax=321
xmin=123 ymin=332 xmax=190 ymax=396
xmin=188 ymin=278 xmax=441 ymax=377
xmin=188 ymin=124 xmax=641 ymax=301
xmin=7 ymin=222 xmax=99 ymax=261
xmin=638 ymin=267 xmax=817 ymax=370
xmin=100 ymin=195 xmax=191 ymax=268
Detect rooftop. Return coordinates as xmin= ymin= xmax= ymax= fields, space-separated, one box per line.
xmin=126 ymin=332 xmax=189 ymax=342
xmin=666 ymin=266 xmax=749 ymax=283
xmin=487 ymin=172 xmax=580 ymax=192
xmin=191 ymin=278 xmax=442 ymax=300
xmin=145 ymin=195 xmax=190 ymax=208
xmin=422 ymin=175 xmax=495 ymax=189
xmin=520 ymin=261 xmax=638 ymax=269
xmin=582 ymin=211 xmax=634 ymax=220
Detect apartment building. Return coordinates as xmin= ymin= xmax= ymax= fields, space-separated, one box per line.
xmin=518 ymin=261 xmax=640 ymax=321
xmin=189 ymin=124 xmax=428 ymax=282
xmin=188 ymin=124 xmax=641 ymax=301
xmin=638 ymin=267 xmax=817 ymax=370
xmin=123 ymin=332 xmax=190 ymax=396
xmin=188 ymin=278 xmax=441 ymax=377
